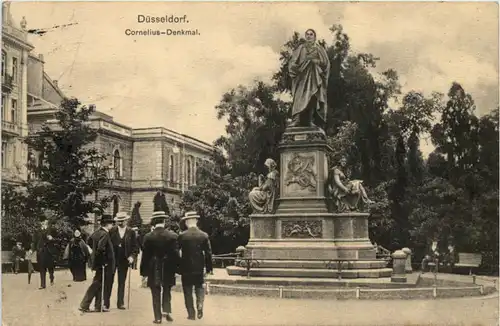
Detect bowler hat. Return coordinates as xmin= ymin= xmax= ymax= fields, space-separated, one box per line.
xmin=100 ymin=214 xmax=115 ymax=225
xmin=181 ymin=211 xmax=200 ymax=222
xmin=114 ymin=211 xmax=130 ymax=222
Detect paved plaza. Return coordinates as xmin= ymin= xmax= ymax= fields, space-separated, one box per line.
xmin=1 ymin=269 xmax=498 ymax=326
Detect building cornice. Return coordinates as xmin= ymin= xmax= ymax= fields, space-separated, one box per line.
xmin=132 ymin=127 xmax=213 ymax=154
xmin=2 ymin=29 xmax=34 ymax=51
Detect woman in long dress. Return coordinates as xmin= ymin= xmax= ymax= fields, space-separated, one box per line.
xmin=329 ymin=157 xmax=373 ymax=212
xmin=288 ymin=28 xmax=330 ymax=129
xmin=248 ymin=158 xmax=279 ymax=214
xmin=63 ymin=230 xmax=90 ymax=282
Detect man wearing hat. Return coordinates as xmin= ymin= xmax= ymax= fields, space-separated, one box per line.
xmin=109 ymin=211 xmax=140 ymax=310
xmin=29 ymin=218 xmax=58 ymax=289
xmin=79 ymin=215 xmax=116 ymax=313
xmin=12 ymin=241 xmax=26 ymax=274
xmin=178 ymin=211 xmax=213 ymax=320
xmin=140 ymin=211 xmax=180 ymax=324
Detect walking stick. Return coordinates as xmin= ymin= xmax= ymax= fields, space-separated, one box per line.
xmin=101 ymin=265 xmax=105 ymax=312
xmin=127 ymin=264 xmax=132 ymax=309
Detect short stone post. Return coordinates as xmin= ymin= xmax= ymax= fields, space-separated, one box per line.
xmin=402 ymin=247 xmax=413 ymax=273
xmin=391 ymin=250 xmax=407 ymax=283
xmin=235 ymin=246 xmax=246 ymax=266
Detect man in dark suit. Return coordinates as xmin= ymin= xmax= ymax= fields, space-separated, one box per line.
xmin=79 ymin=215 xmax=116 ymax=313
xmin=141 ymin=211 xmax=180 ymax=324
xmin=109 ymin=211 xmax=139 ymax=310
xmin=178 ymin=211 xmax=213 ymax=320
xmin=29 ymin=219 xmax=58 ymax=289
xmin=12 ymin=241 xmax=26 ymax=274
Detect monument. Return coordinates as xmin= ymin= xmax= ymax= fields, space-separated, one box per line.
xmin=227 ymin=29 xmax=391 ymax=278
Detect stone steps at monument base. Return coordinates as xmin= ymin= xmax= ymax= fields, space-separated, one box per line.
xmin=226 ymin=266 xmax=393 ymax=278
xmin=238 ymin=259 xmax=388 ymax=270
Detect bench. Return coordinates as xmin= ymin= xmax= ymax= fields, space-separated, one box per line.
xmin=455 ymin=253 xmax=482 ymax=275
xmin=1 ymin=251 xmax=14 ymax=273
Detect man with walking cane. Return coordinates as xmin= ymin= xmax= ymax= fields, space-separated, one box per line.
xmin=109 ymin=212 xmax=139 ymax=310
xmin=79 ymin=215 xmax=115 ymax=313
xmin=178 ymin=211 xmax=213 ymax=320
xmin=141 ymin=211 xmax=180 ymax=324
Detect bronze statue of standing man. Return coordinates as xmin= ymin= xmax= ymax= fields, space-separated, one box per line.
xmin=288 ymin=29 xmax=330 ymax=130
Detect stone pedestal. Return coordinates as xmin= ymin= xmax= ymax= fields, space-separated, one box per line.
xmin=228 ymin=127 xmax=390 ymax=279
xmin=391 ymin=250 xmax=407 ymax=283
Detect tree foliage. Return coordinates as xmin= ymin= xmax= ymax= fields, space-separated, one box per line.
xmin=128 ymin=201 xmax=143 ymax=228
xmin=23 ymin=98 xmax=110 ymax=229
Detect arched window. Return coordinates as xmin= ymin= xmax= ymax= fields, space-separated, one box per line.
xmin=113 ymin=149 xmax=122 ymax=179
xmin=169 ymin=155 xmax=174 ymax=183
xmin=187 ymin=159 xmax=191 ymax=186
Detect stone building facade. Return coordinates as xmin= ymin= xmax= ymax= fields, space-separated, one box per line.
xmin=1 ymin=3 xmax=32 ymax=185
xmin=27 ymin=59 xmax=212 ymax=225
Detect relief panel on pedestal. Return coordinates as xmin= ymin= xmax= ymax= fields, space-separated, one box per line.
xmin=281 ymin=152 xmax=318 ymax=198
xmin=281 ymin=220 xmax=322 ymax=239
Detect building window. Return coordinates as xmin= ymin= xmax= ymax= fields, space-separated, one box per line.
xmin=11 ymin=57 xmax=17 ymax=83
xmin=169 ymin=155 xmax=174 ymax=182
xmin=1 ymin=51 xmax=6 ymax=78
xmin=187 ymin=159 xmax=191 ymax=186
xmin=1 ymin=141 xmax=7 ymax=168
xmin=195 ymin=161 xmax=199 ymax=184
xmin=113 ymin=149 xmax=122 ymax=179
xmin=10 ymin=99 xmax=17 ymax=123
xmin=1 ymin=95 xmax=5 ymax=120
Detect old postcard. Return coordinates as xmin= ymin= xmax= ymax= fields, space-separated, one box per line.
xmin=1 ymin=1 xmax=499 ymax=325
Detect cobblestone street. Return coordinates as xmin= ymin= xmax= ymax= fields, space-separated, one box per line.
xmin=2 ymin=269 xmax=498 ymax=326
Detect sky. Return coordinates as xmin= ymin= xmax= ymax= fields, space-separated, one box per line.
xmin=11 ymin=1 xmax=499 ymax=148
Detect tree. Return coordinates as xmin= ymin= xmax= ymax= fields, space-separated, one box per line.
xmin=431 ymin=83 xmax=479 ymax=176
xmin=153 ymin=190 xmax=170 ymax=215
xmin=128 ymin=201 xmax=142 ymax=228
xmin=24 ymin=98 xmax=109 ymax=229
xmin=1 ymin=185 xmax=40 ymax=249
xmin=180 ymin=158 xmax=254 ymax=254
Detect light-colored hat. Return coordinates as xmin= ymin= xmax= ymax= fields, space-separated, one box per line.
xmin=114 ymin=212 xmax=130 ymax=222
xmin=74 ymin=230 xmax=81 ymax=237
xmin=151 ymin=211 xmax=168 ymax=219
xmin=181 ymin=211 xmax=200 ymax=222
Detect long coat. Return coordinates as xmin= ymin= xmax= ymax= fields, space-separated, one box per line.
xmin=31 ymin=228 xmax=58 ymax=268
xmin=87 ymin=228 xmax=115 ymax=271
xmin=178 ymin=227 xmax=213 ymax=276
xmin=63 ymin=237 xmax=90 ymax=263
xmin=288 ymin=41 xmax=330 ymax=125
xmin=109 ymin=226 xmax=140 ymax=263
xmin=140 ymin=227 xmax=180 ymax=288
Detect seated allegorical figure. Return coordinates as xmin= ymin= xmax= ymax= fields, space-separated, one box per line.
xmin=248 ymin=158 xmax=279 ymax=214
xmin=328 ymin=156 xmax=374 ymax=212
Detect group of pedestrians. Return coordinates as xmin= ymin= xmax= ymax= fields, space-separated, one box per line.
xmin=79 ymin=211 xmax=140 ymax=311
xmin=78 ymin=209 xmax=213 ymax=324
